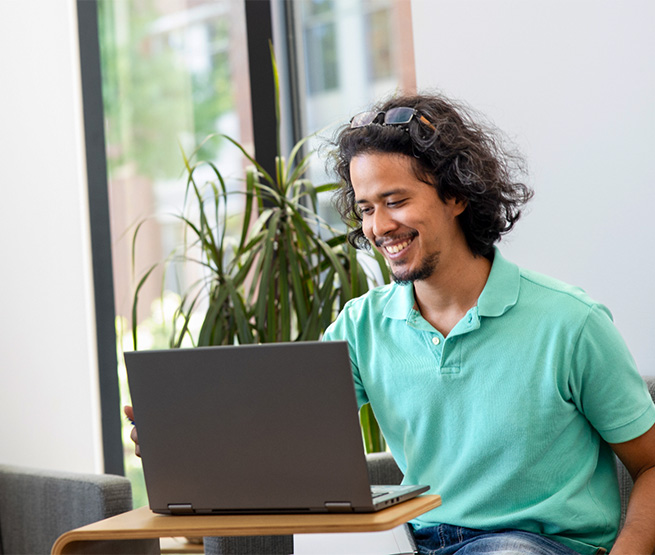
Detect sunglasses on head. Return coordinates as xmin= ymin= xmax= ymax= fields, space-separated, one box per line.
xmin=350 ymin=106 xmax=435 ymax=131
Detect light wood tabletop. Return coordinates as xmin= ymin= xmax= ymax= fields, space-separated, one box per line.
xmin=51 ymin=495 xmax=441 ymax=554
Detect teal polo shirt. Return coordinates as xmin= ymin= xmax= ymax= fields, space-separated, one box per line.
xmin=323 ymin=248 xmax=655 ymax=554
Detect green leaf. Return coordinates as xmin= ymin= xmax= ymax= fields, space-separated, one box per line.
xmin=360 ymin=403 xmax=386 ymax=453
xmin=270 ymin=40 xmax=282 ymax=163
xmin=277 ymin=245 xmax=290 ymax=341
xmin=131 ymin=262 xmax=160 ymax=349
xmin=238 ymin=168 xmax=257 ymax=252
xmin=198 ymin=285 xmax=231 ymax=346
xmin=225 ymin=279 xmax=253 ymax=344
xmin=254 ymin=210 xmax=282 ymax=331
xmin=316 ymin=238 xmax=351 ymax=303
xmin=219 ymin=133 xmax=275 ymax=188
xmin=283 ymin=226 xmax=310 ymax=326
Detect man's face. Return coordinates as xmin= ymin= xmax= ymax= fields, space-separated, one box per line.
xmin=350 ymin=152 xmax=466 ymax=284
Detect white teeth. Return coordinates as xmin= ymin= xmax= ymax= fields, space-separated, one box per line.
xmin=385 ymin=239 xmax=411 ymax=254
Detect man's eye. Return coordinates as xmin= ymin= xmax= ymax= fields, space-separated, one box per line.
xmin=359 ymin=206 xmax=373 ymax=215
xmin=387 ymin=199 xmax=406 ymax=208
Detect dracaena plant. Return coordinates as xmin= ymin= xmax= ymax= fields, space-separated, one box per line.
xmin=130 ymin=47 xmax=388 ymax=453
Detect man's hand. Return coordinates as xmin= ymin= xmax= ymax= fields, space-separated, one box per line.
xmin=123 ymin=405 xmax=141 ymax=457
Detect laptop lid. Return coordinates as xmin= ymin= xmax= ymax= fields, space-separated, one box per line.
xmin=125 ymin=341 xmax=426 ymax=515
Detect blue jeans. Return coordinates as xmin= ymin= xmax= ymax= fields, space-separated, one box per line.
xmin=412 ymin=524 xmax=587 ymax=555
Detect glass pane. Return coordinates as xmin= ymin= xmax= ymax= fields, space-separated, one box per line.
xmin=366 ymin=9 xmax=393 ymax=81
xmin=97 ymin=0 xmax=251 ymax=507
xmin=304 ymin=21 xmax=339 ymax=93
xmin=307 ymin=0 xmax=334 ymax=17
xmin=293 ymin=0 xmax=416 ymax=228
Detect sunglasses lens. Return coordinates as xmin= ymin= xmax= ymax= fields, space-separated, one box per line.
xmin=351 ymin=111 xmax=379 ymax=128
xmin=384 ymin=107 xmax=415 ymax=125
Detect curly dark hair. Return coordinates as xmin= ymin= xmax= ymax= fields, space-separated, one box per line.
xmin=331 ymin=93 xmax=533 ymax=258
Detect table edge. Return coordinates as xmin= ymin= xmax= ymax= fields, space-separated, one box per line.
xmin=51 ymin=495 xmax=441 ymax=554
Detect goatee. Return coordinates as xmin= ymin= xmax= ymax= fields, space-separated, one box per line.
xmin=392 ymin=252 xmax=440 ymax=285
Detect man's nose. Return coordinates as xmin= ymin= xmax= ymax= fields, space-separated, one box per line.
xmin=371 ymin=208 xmax=397 ymax=237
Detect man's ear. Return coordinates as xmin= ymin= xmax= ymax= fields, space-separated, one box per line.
xmin=446 ymin=196 xmax=468 ymax=217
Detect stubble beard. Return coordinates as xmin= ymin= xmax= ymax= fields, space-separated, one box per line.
xmin=391 ymin=251 xmax=440 ymax=285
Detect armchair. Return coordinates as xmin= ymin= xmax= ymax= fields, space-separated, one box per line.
xmin=0 ymin=464 xmax=157 ymax=555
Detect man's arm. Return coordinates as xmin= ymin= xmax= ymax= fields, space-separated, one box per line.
xmin=610 ymin=423 xmax=655 ymax=554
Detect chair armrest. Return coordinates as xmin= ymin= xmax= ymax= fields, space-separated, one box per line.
xmin=0 ymin=464 xmax=156 ymax=554
xmin=645 ymin=376 xmax=655 ymax=401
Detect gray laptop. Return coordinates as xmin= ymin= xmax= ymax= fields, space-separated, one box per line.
xmin=124 ymin=341 xmax=429 ymax=515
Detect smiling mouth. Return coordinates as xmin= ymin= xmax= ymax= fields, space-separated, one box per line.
xmin=385 ymin=239 xmax=412 ymax=254
xmin=377 ymin=235 xmax=415 ymax=256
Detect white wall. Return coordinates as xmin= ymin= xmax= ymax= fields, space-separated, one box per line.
xmin=411 ymin=0 xmax=655 ymax=375
xmin=0 ymin=0 xmax=103 ymax=472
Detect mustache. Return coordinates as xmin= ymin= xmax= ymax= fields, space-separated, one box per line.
xmin=374 ymin=230 xmax=418 ymax=248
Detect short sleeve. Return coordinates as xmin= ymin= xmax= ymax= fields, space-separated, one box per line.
xmin=323 ymin=305 xmax=370 ymax=409
xmin=569 ymin=304 xmax=655 ymax=444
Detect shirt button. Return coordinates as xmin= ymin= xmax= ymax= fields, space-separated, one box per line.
xmin=432 ymin=336 xmax=441 ymax=345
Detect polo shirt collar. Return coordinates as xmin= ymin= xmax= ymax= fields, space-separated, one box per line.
xmin=477 ymin=247 xmax=520 ymax=317
xmin=383 ymin=282 xmax=415 ymax=320
xmin=382 ymin=246 xmax=520 ymax=321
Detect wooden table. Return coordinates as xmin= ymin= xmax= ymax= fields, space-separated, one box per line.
xmin=52 ymin=495 xmax=441 ymax=554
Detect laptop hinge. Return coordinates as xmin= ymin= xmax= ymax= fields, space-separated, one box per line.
xmin=324 ymin=502 xmax=353 ymax=513
xmin=168 ymin=503 xmax=194 ymax=515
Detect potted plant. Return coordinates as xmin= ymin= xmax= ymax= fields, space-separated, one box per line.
xmin=131 ymin=50 xmax=388 ymax=452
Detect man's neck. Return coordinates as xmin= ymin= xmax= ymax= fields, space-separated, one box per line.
xmin=413 ymin=252 xmax=492 ymax=337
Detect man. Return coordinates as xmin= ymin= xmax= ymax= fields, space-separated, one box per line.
xmin=322 ymin=93 xmax=655 ymax=554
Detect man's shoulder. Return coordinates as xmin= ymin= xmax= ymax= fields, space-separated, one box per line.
xmin=486 ymin=250 xmax=604 ymax=321
xmin=517 ymin=266 xmax=602 ymax=314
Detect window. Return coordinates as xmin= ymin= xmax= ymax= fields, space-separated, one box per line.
xmin=97 ymin=0 xmax=252 ymax=504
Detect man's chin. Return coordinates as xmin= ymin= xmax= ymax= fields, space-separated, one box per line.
xmin=391 ymin=268 xmax=432 ymax=286
xmin=390 ymin=256 xmax=438 ymax=285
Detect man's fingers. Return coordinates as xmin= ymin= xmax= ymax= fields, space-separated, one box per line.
xmin=124 ymin=405 xmax=135 ymax=422
xmin=130 ymin=425 xmax=141 ymax=457
xmin=124 ymin=405 xmax=140 ymax=457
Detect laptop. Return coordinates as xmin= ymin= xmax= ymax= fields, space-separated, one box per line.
xmin=124 ymin=341 xmax=429 ymax=515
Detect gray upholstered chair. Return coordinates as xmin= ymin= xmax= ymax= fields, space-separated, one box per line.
xmin=205 ymin=376 xmax=655 ymax=554
xmin=0 ymin=465 xmax=158 ymax=555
